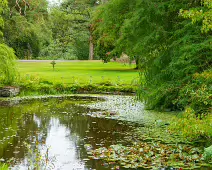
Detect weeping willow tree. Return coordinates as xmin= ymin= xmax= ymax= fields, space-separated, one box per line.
xmin=0 ymin=0 xmax=17 ymax=85
xmin=0 ymin=44 xmax=17 ymax=85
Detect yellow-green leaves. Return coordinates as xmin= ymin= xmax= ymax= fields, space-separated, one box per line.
xmin=0 ymin=0 xmax=7 ymax=13
xmin=0 ymin=0 xmax=7 ymax=39
xmin=0 ymin=44 xmax=17 ymax=85
xmin=179 ymin=0 xmax=212 ymax=33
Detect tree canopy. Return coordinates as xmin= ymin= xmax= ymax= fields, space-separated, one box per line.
xmin=42 ymin=0 xmax=92 ymax=60
xmin=91 ymin=0 xmax=212 ymax=113
xmin=0 ymin=0 xmax=211 ymax=114
xmin=3 ymin=0 xmax=50 ymax=59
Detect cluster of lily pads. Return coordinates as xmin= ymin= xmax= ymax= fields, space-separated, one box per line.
xmin=86 ymin=142 xmax=211 ymax=169
xmin=82 ymin=95 xmax=212 ymax=169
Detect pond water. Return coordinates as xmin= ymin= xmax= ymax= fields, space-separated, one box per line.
xmin=0 ymin=95 xmax=211 ymax=170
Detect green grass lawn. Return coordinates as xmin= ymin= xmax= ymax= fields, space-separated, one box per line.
xmin=17 ymin=61 xmax=139 ymax=85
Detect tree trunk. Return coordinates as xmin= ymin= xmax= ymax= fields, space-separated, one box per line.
xmin=89 ymin=35 xmax=94 ymax=60
xmin=135 ymin=56 xmax=139 ymax=69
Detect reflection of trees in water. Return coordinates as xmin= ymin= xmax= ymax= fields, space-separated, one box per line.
xmin=0 ymin=97 xmax=94 ymax=166
xmin=0 ymin=97 xmax=133 ymax=170
xmin=0 ymin=100 xmax=51 ymax=165
xmin=0 ymin=106 xmax=22 ymax=159
xmin=55 ymin=102 xmax=134 ymax=170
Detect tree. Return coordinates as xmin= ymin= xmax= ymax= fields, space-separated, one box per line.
xmin=43 ymin=0 xmax=93 ymax=60
xmin=3 ymin=0 xmax=51 ymax=59
xmin=91 ymin=0 xmax=212 ymax=113
xmin=180 ymin=0 xmax=212 ymax=33
xmin=0 ymin=0 xmax=17 ymax=85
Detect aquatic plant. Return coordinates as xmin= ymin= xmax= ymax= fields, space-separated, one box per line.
xmin=24 ymin=141 xmax=56 ymax=170
xmin=86 ymin=142 xmax=207 ymax=169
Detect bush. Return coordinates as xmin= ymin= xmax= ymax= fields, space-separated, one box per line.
xmin=73 ymin=39 xmax=89 ymax=60
xmin=98 ymin=81 xmax=114 ymax=86
xmin=18 ymin=77 xmax=136 ymax=96
xmin=175 ymin=70 xmax=212 ymax=114
xmin=169 ymin=107 xmax=212 ymax=141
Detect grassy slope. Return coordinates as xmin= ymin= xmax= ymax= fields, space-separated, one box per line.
xmin=17 ymin=61 xmax=139 ymax=85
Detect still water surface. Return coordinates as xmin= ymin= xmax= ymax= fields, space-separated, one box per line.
xmin=0 ymin=95 xmax=211 ymax=170
xmin=0 ymin=96 xmax=139 ymax=170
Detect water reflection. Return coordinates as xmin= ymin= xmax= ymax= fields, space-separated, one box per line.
xmin=0 ymin=96 xmax=210 ymax=170
xmin=0 ymin=97 xmax=136 ymax=170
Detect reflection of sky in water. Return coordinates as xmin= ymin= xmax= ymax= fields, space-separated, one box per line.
xmin=45 ymin=118 xmax=85 ymax=170
xmin=33 ymin=115 xmax=41 ymax=128
xmin=12 ymin=117 xmax=86 ymax=170
xmin=3 ymin=95 xmax=203 ymax=170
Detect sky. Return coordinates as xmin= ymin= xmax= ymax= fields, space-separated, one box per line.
xmin=47 ymin=0 xmax=61 ymax=5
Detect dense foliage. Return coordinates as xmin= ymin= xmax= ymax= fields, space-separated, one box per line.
xmin=2 ymin=0 xmax=96 ymax=60
xmin=3 ymin=0 xmax=50 ymax=59
xmin=0 ymin=0 xmax=17 ymax=85
xmin=0 ymin=44 xmax=17 ymax=85
xmin=41 ymin=0 xmax=92 ymax=60
xmin=1 ymin=0 xmax=211 ymax=115
xmin=91 ymin=0 xmax=212 ymax=114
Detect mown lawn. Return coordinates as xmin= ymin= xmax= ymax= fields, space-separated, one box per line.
xmin=17 ymin=60 xmax=139 ymax=85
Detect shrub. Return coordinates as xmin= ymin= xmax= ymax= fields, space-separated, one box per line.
xmin=169 ymin=107 xmax=212 ymax=141
xmin=175 ymin=70 xmax=212 ymax=114
xmin=98 ymin=81 xmax=114 ymax=86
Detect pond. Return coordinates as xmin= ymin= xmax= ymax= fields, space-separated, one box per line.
xmin=0 ymin=95 xmax=211 ymax=170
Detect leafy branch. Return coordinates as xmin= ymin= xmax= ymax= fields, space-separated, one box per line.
xmin=179 ymin=0 xmax=212 ymax=33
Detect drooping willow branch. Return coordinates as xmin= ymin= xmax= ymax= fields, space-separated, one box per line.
xmin=0 ymin=44 xmax=17 ymax=85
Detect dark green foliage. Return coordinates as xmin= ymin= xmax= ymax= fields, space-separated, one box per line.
xmin=92 ymin=0 xmax=212 ymax=113
xmin=91 ymin=0 xmax=133 ymax=61
xmin=3 ymin=0 xmax=50 ymax=59
xmin=42 ymin=0 xmax=91 ymax=60
xmin=73 ymin=38 xmax=89 ymax=60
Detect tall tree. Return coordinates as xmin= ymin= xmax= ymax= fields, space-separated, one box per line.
xmin=91 ymin=0 xmax=212 ymax=113
xmin=3 ymin=0 xmax=51 ymax=59
xmin=43 ymin=0 xmax=95 ymax=60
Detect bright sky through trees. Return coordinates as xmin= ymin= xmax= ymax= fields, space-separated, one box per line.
xmin=47 ymin=0 xmax=61 ymax=5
